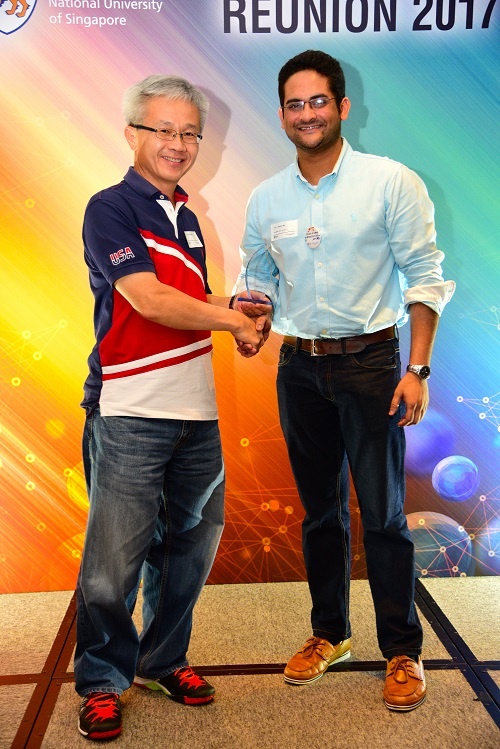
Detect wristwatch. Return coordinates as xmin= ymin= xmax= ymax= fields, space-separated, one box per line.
xmin=406 ymin=364 xmax=431 ymax=380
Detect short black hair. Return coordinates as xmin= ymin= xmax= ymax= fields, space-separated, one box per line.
xmin=278 ymin=50 xmax=345 ymax=110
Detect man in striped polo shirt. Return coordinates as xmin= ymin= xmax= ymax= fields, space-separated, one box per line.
xmin=75 ymin=75 xmax=266 ymax=741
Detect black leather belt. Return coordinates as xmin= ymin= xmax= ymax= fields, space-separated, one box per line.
xmin=283 ymin=326 xmax=397 ymax=356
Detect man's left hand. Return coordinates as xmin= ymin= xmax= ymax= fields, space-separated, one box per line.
xmin=389 ymin=373 xmax=429 ymax=427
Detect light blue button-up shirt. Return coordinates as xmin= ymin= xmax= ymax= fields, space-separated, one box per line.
xmin=234 ymin=140 xmax=455 ymax=339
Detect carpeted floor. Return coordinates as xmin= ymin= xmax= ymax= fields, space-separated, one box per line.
xmin=1 ymin=578 xmax=499 ymax=748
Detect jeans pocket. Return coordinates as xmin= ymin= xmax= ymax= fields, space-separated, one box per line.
xmin=278 ymin=343 xmax=296 ymax=367
xmin=351 ymin=340 xmax=399 ymax=371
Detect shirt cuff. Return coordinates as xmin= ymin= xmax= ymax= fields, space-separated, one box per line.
xmin=404 ymin=280 xmax=456 ymax=315
xmin=232 ymin=281 xmax=278 ymax=306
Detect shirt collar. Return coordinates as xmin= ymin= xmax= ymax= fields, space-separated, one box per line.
xmin=123 ymin=166 xmax=189 ymax=204
xmin=294 ymin=138 xmax=352 ymax=186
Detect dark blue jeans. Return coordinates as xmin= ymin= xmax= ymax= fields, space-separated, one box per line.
xmin=75 ymin=409 xmax=225 ymax=696
xmin=277 ymin=338 xmax=422 ymax=659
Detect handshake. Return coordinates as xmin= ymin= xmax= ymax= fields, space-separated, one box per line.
xmin=230 ymin=290 xmax=273 ymax=358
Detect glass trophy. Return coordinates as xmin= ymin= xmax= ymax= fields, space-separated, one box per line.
xmin=237 ymin=247 xmax=274 ymax=306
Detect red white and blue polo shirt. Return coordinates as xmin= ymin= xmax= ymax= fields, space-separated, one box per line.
xmin=82 ymin=167 xmax=217 ymax=420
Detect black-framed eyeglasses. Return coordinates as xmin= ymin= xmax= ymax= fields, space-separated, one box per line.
xmin=282 ymin=96 xmax=336 ymax=113
xmin=130 ymin=124 xmax=202 ymax=144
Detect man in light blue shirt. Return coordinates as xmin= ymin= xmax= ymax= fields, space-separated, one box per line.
xmin=232 ymin=50 xmax=455 ymax=712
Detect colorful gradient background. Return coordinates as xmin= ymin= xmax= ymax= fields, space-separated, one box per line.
xmin=0 ymin=1 xmax=499 ymax=592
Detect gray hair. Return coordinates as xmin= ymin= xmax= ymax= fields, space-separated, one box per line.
xmin=122 ymin=74 xmax=209 ymax=130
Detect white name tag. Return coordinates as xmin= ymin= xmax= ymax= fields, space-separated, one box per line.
xmin=184 ymin=231 xmax=203 ymax=248
xmin=271 ymin=220 xmax=298 ymax=241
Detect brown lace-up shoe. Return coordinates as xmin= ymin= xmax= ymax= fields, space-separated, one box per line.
xmin=383 ymin=655 xmax=426 ymax=711
xmin=284 ymin=636 xmax=351 ymax=685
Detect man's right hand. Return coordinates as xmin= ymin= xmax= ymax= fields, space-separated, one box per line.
xmin=231 ymin=311 xmax=264 ymax=356
xmin=233 ymin=291 xmax=273 ymax=357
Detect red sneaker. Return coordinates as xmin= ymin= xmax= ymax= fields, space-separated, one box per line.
xmin=78 ymin=691 xmax=122 ymax=740
xmin=134 ymin=666 xmax=215 ymax=705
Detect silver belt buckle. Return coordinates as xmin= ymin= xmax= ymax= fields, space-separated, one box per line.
xmin=311 ymin=339 xmax=327 ymax=356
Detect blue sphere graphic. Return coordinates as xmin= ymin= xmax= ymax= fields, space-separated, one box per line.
xmin=407 ymin=511 xmax=473 ymax=577
xmin=431 ymin=455 xmax=480 ymax=502
xmin=472 ymin=516 xmax=500 ymax=575
xmin=405 ymin=409 xmax=456 ymax=476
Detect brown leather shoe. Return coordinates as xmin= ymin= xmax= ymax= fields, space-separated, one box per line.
xmin=284 ymin=636 xmax=351 ymax=684
xmin=383 ymin=655 xmax=426 ymax=711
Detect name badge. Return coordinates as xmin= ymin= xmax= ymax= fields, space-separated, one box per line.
xmin=184 ymin=231 xmax=203 ymax=248
xmin=305 ymin=226 xmax=321 ymax=249
xmin=271 ymin=220 xmax=298 ymax=241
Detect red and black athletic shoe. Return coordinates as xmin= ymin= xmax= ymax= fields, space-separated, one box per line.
xmin=134 ymin=667 xmax=215 ymax=705
xmin=78 ymin=691 xmax=122 ymax=740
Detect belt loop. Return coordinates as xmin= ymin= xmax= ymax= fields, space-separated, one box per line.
xmin=341 ymin=339 xmax=347 ymax=356
xmin=295 ymin=337 xmax=301 ymax=353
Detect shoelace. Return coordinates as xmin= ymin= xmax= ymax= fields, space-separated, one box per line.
xmin=388 ymin=656 xmax=419 ymax=683
xmin=173 ymin=667 xmax=206 ymax=688
xmin=81 ymin=692 xmax=120 ymax=721
xmin=299 ymin=637 xmax=328 ymax=657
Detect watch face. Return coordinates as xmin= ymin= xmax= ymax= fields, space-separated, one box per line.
xmin=407 ymin=365 xmax=431 ymax=380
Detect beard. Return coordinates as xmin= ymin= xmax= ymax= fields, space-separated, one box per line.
xmin=288 ymin=117 xmax=342 ymax=155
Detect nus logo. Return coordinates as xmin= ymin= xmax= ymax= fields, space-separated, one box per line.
xmin=110 ymin=247 xmax=135 ymax=266
xmin=0 ymin=0 xmax=37 ymax=34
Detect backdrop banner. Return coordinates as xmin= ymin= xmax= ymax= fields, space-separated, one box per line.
xmin=0 ymin=0 xmax=498 ymax=592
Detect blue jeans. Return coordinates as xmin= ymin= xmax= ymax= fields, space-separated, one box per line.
xmin=277 ymin=339 xmax=422 ymax=659
xmin=74 ymin=409 xmax=225 ymax=696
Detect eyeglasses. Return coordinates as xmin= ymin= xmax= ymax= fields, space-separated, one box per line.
xmin=130 ymin=124 xmax=202 ymax=144
xmin=282 ymin=96 xmax=336 ymax=113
